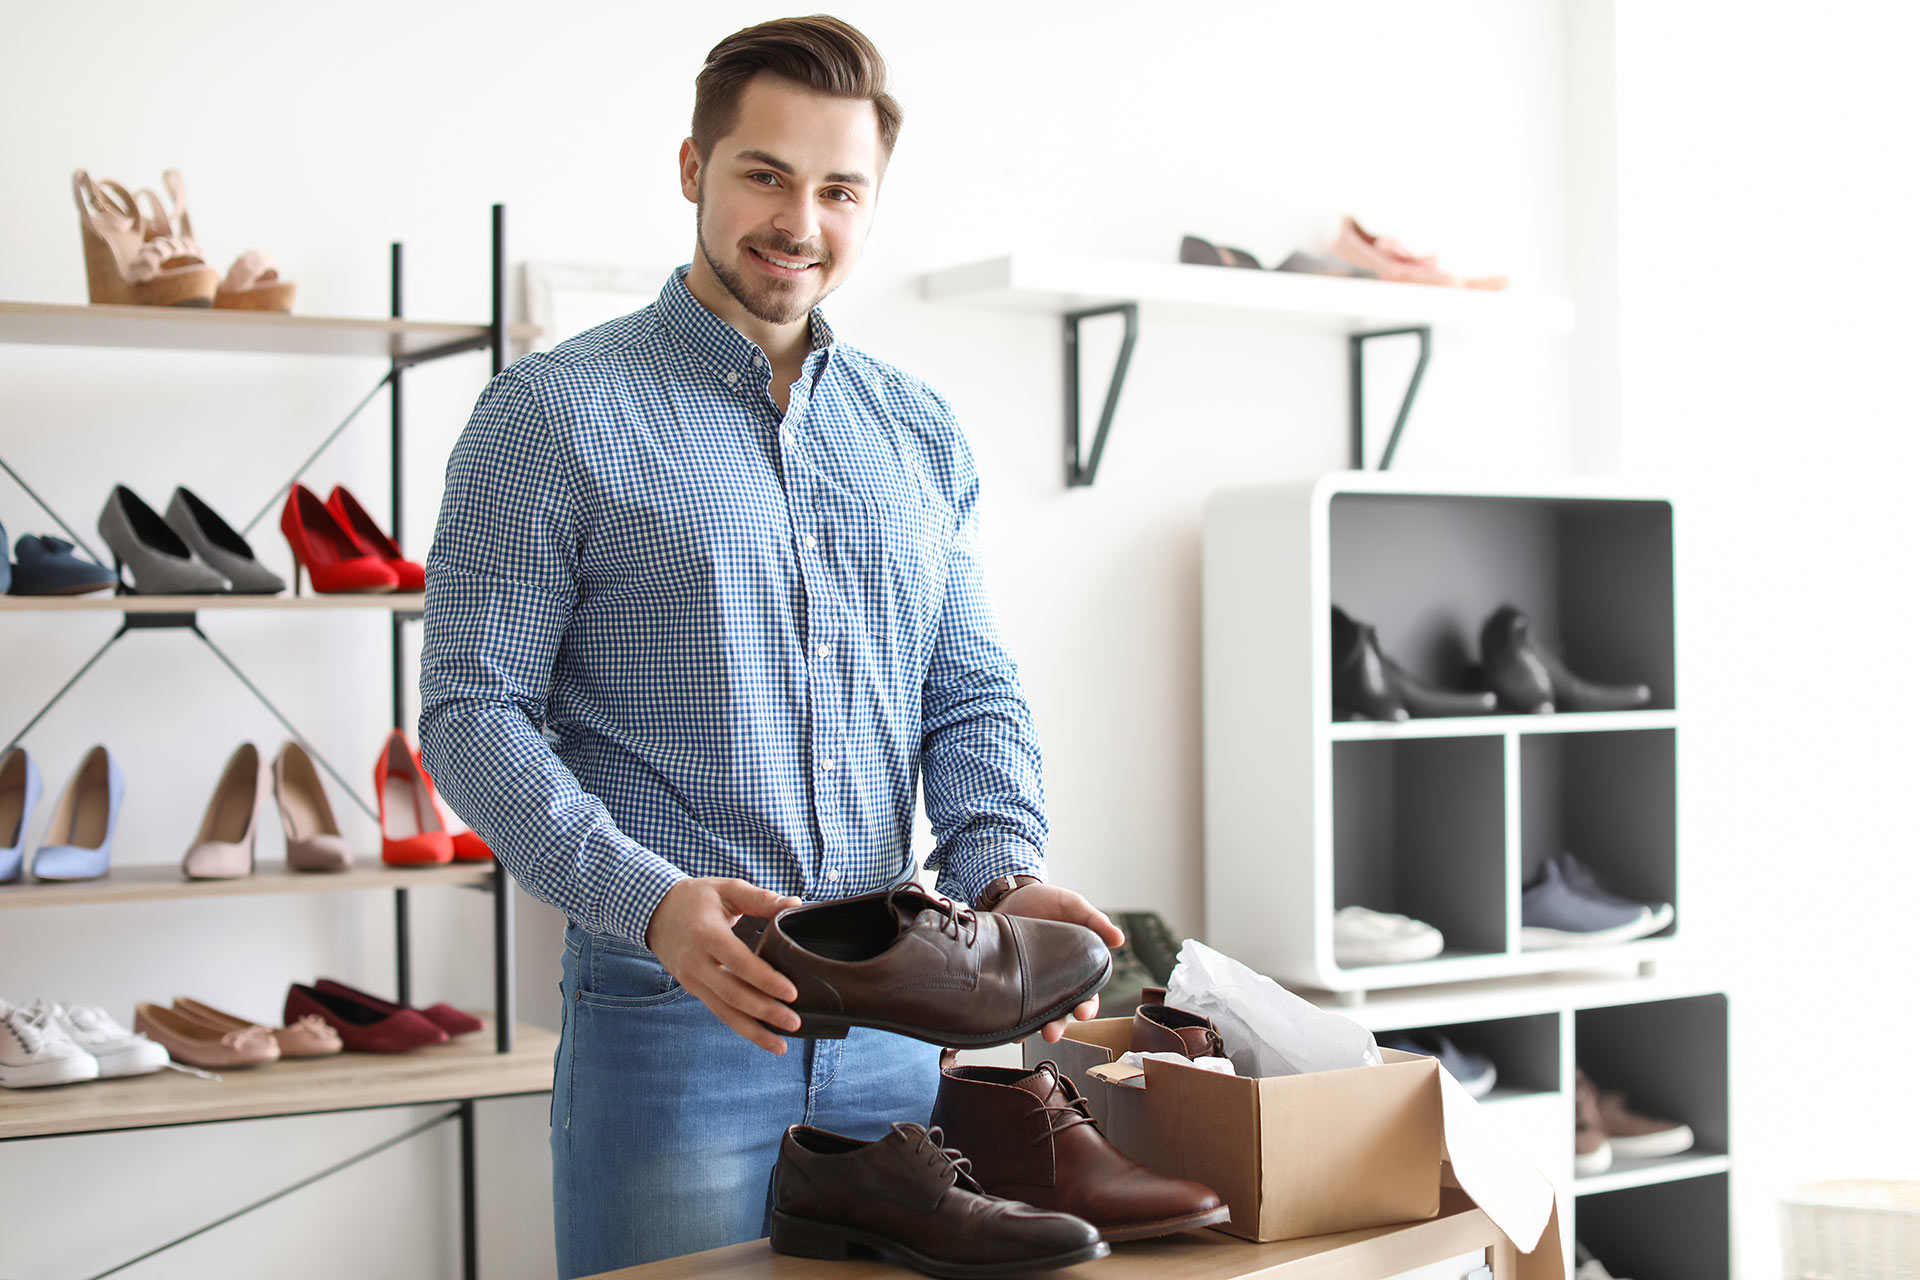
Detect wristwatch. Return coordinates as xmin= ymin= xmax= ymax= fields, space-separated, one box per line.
xmin=974 ymin=873 xmax=1042 ymax=912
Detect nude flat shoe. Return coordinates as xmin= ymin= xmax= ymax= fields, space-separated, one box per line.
xmin=171 ymin=997 xmax=342 ymax=1058
xmin=1329 ymin=214 xmax=1509 ymax=290
xmin=133 ymin=1002 xmax=279 ymax=1069
xmin=273 ymin=741 xmax=352 ymax=872
xmin=181 ymin=743 xmax=260 ymax=880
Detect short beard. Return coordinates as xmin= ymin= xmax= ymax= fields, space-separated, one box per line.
xmin=695 ymin=189 xmax=833 ymax=327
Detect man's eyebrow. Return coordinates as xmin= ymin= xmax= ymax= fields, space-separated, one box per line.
xmin=735 ymin=149 xmax=871 ymax=188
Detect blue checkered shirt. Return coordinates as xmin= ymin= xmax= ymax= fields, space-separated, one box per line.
xmin=418 ymin=267 xmax=1048 ymax=948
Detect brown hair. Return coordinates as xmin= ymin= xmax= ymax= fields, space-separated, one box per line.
xmin=691 ymin=15 xmax=903 ymax=162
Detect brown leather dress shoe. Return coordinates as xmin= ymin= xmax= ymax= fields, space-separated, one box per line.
xmin=931 ymin=1060 xmax=1230 ymax=1242
xmin=749 ymin=886 xmax=1111 ymax=1048
xmin=1132 ymin=1002 xmax=1226 ymax=1058
xmin=770 ymin=1121 xmax=1109 ymax=1278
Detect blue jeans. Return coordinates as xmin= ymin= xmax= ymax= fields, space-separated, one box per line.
xmin=550 ymin=923 xmax=941 ymax=1278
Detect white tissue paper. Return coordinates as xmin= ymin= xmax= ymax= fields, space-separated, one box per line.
xmin=1164 ymin=938 xmax=1381 ymax=1077
xmin=1111 ymin=1050 xmax=1237 ymax=1088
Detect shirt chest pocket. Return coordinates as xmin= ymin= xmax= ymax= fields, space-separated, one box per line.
xmin=835 ymin=480 xmax=956 ymax=624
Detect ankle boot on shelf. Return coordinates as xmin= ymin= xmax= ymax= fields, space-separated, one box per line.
xmin=1 ymin=747 xmax=43 ymax=883
xmin=72 ymin=170 xmax=218 ymax=308
xmin=325 ymin=485 xmax=424 ymax=593
xmin=1480 ymin=605 xmax=1652 ymax=714
xmin=374 ymin=729 xmax=453 ymax=865
xmin=29 ymin=745 xmax=124 ymax=882
xmin=181 ymin=742 xmax=261 ymax=880
xmin=929 ymin=1059 xmax=1229 ymax=1242
xmin=1333 ymin=607 xmax=1497 ymax=720
xmin=98 ymin=485 xmax=230 ymax=595
xmin=272 ymin=741 xmax=352 ymax=872
xmin=164 ymin=487 xmax=285 ymax=595
xmin=280 ymin=483 xmax=401 ymax=596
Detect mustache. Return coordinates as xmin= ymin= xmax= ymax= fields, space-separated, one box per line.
xmin=746 ymin=237 xmax=827 ymax=264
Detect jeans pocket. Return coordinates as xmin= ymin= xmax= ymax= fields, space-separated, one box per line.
xmin=578 ymin=935 xmax=690 ymax=1009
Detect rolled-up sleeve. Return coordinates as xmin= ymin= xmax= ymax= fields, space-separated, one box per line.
xmin=918 ymin=412 xmax=1049 ymax=904
xmin=418 ymin=370 xmax=684 ymax=945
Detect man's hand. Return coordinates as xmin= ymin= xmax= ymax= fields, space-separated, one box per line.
xmin=991 ymin=882 xmax=1125 ymax=1042
xmin=646 ymin=878 xmax=804 ymax=1055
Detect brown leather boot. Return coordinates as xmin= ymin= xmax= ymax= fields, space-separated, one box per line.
xmin=929 ymin=1060 xmax=1230 ymax=1242
xmin=770 ymin=1121 xmax=1108 ymax=1278
xmin=1131 ymin=1002 xmax=1226 ymax=1058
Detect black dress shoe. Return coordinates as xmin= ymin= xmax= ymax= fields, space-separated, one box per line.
xmin=1331 ymin=607 xmax=1407 ymax=721
xmin=1480 ymin=605 xmax=1652 ymax=713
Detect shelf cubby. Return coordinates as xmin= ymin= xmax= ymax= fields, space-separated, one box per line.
xmin=1573 ymin=1174 xmax=1731 ymax=1280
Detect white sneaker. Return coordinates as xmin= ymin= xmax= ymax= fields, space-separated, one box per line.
xmin=33 ymin=1000 xmax=169 ymax=1078
xmin=0 ymin=998 xmax=99 ymax=1088
xmin=1333 ymin=905 xmax=1446 ymax=966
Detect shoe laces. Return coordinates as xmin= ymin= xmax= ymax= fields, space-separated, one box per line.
xmin=1021 ymin=1064 xmax=1100 ymax=1144
xmin=890 ymin=887 xmax=978 ymax=949
xmin=8 ymin=1001 xmax=62 ymax=1053
xmin=903 ymin=1123 xmax=975 ymax=1186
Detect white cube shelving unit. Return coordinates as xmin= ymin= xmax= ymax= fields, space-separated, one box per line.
xmin=1203 ymin=471 xmax=1679 ymax=1000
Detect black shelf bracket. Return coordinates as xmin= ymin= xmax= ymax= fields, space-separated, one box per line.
xmin=1348 ymin=325 xmax=1432 ymax=471
xmin=1062 ymin=302 xmax=1138 ymax=487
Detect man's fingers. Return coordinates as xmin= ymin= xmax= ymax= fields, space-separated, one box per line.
xmin=1074 ymin=994 xmax=1100 ymax=1021
xmin=702 ymin=962 xmax=801 ymax=1034
xmin=683 ymin=975 xmax=790 ymax=1056
xmin=713 ymin=933 xmax=799 ymax=1003
xmin=1081 ymin=905 xmax=1125 ymax=947
xmin=717 ymin=879 xmax=803 ymax=920
xmin=1039 ymin=1016 xmax=1067 ymax=1042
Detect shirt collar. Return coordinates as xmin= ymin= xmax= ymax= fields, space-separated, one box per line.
xmin=657 ymin=265 xmax=835 ymax=394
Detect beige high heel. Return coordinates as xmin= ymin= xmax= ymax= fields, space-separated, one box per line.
xmin=72 ymin=170 xmax=218 ymax=307
xmin=181 ymin=742 xmax=261 ymax=880
xmin=141 ymin=169 xmax=297 ymax=312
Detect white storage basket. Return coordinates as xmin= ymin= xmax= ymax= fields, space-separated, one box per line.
xmin=1779 ymin=1180 xmax=1920 ymax=1280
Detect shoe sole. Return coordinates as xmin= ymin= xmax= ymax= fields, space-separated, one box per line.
xmin=1607 ymin=1126 xmax=1695 ymax=1160
xmin=785 ymin=954 xmax=1114 ymax=1048
xmin=1574 ymin=1143 xmax=1614 ymax=1176
xmin=1334 ymin=936 xmax=1445 ymax=966
xmin=0 ymin=1056 xmax=99 ymax=1088
xmin=1520 ymin=914 xmax=1665 ymax=949
xmin=771 ymin=1210 xmax=1110 ymax=1277
xmin=1099 ymin=1203 xmax=1233 ymax=1242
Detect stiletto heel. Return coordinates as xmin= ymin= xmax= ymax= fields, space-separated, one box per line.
xmin=374 ymin=729 xmax=452 ymax=866
xmin=280 ymin=484 xmax=400 ymax=595
xmin=326 ymin=485 xmax=424 ymax=593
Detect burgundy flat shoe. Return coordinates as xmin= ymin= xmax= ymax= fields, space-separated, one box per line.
xmin=314 ymin=977 xmax=483 ymax=1037
xmin=285 ymin=983 xmax=448 ymax=1053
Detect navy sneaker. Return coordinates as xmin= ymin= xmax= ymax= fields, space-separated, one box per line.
xmin=1379 ymin=1030 xmax=1498 ymax=1098
xmin=1520 ymin=853 xmax=1666 ymax=949
xmin=8 ymin=534 xmax=117 ymax=596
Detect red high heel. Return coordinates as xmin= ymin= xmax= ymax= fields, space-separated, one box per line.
xmin=374 ymin=729 xmax=453 ymax=865
xmin=281 ymin=484 xmax=401 ymax=595
xmin=411 ymin=754 xmax=494 ymax=863
xmin=326 ymin=485 xmax=425 ymax=593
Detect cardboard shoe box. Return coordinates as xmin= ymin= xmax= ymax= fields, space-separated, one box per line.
xmin=1025 ymin=1018 xmax=1564 ymax=1277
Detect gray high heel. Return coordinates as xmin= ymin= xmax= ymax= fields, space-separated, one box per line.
xmin=96 ymin=485 xmax=228 ymax=594
xmin=165 ymin=487 xmax=285 ymax=595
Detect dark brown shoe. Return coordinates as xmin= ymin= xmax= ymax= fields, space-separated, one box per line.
xmin=749 ymin=886 xmax=1111 ymax=1048
xmin=930 ymin=1060 xmax=1231 ymax=1242
xmin=770 ymin=1121 xmax=1109 ymax=1278
xmin=1131 ymin=1002 xmax=1225 ymax=1059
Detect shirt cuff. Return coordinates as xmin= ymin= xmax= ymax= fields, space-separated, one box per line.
xmin=589 ymin=842 xmax=690 ymax=949
xmin=931 ymin=838 xmax=1046 ymax=907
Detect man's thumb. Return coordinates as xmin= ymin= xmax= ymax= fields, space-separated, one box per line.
xmin=719 ymin=880 xmax=802 ymax=917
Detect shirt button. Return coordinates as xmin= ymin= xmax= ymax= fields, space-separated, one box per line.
xmin=782 ymin=428 xmax=795 ymax=447
xmin=825 ymin=867 xmax=842 ymax=882
xmin=801 ymin=534 xmax=818 ymax=550
xmin=814 ymin=643 xmax=830 ymax=658
xmin=724 ymin=370 xmax=738 ymax=384
xmin=820 ymin=758 xmax=836 ymax=772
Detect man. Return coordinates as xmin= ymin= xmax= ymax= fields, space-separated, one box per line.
xmin=419 ymin=15 xmax=1122 ymax=1277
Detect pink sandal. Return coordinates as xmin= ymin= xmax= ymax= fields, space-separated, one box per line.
xmin=72 ymin=170 xmax=218 ymax=307
xmin=139 ymin=169 xmax=298 ymax=312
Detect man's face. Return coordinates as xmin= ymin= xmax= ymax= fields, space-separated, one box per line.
xmin=682 ymin=73 xmax=884 ymax=329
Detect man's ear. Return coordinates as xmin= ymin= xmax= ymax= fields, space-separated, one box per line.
xmin=679 ymin=138 xmax=701 ymax=204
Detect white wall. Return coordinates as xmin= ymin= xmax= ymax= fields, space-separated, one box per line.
xmin=0 ymin=2 xmax=1902 ymax=1277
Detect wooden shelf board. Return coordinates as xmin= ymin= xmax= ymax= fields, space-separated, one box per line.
xmin=0 ymin=593 xmax=425 ymax=614
xmin=0 ymin=859 xmax=494 ymax=910
xmin=1574 ymin=1151 xmax=1730 ymax=1197
xmin=919 ymin=254 xmax=1574 ymax=335
xmin=1328 ymin=709 xmax=1678 ymax=742
xmin=595 ymin=1191 xmax=1505 ymax=1278
xmin=0 ymin=300 xmax=537 ymax=360
xmin=0 ymin=1018 xmax=554 ymax=1140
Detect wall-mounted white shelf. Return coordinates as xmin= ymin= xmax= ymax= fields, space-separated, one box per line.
xmin=1204 ymin=472 xmax=1678 ymax=1001
xmin=0 ymin=300 xmax=538 ymax=360
xmin=920 ymin=254 xmax=1575 ymax=334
